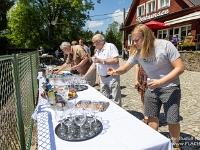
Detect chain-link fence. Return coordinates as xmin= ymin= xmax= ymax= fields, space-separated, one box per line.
xmin=0 ymin=51 xmax=39 ymax=150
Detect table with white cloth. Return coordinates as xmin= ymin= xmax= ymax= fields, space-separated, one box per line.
xmin=32 ymin=72 xmax=173 ymax=150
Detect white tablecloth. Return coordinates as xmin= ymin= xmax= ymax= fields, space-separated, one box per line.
xmin=33 ymin=72 xmax=173 ymax=150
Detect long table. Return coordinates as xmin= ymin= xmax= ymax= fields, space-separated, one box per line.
xmin=32 ymin=72 xmax=173 ymax=150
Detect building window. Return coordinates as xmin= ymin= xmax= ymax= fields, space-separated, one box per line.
xmin=128 ymin=34 xmax=132 ymax=46
xmin=137 ymin=4 xmax=145 ymax=17
xmin=158 ymin=0 xmax=170 ymax=9
xmin=180 ymin=25 xmax=191 ymax=40
xmin=146 ymin=0 xmax=156 ymax=14
xmin=158 ymin=29 xmax=168 ymax=39
xmin=168 ymin=25 xmax=191 ymax=40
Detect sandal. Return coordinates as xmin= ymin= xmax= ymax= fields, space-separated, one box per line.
xmin=172 ymin=142 xmax=181 ymax=150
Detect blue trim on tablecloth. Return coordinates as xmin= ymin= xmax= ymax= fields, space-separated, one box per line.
xmin=39 ymin=109 xmax=56 ymax=150
xmin=38 ymin=105 xmax=42 ymax=113
xmin=48 ymin=112 xmax=56 ymax=150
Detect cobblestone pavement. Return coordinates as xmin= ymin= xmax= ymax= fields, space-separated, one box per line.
xmin=94 ymin=58 xmax=200 ymax=150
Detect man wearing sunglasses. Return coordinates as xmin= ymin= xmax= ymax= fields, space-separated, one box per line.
xmin=82 ymin=34 xmax=121 ymax=106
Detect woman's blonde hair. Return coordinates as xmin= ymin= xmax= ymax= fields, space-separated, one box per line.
xmin=130 ymin=24 xmax=156 ymax=58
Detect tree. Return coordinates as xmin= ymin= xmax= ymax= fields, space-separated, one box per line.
xmin=6 ymin=0 xmax=100 ymax=49
xmin=0 ymin=0 xmax=15 ymax=53
xmin=0 ymin=0 xmax=14 ymax=30
xmin=105 ymin=21 xmax=122 ymax=53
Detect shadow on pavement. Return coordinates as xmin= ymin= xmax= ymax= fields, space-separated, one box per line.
xmin=121 ymin=94 xmax=127 ymax=98
xmin=160 ymin=132 xmax=200 ymax=149
xmin=127 ymin=110 xmax=144 ymax=120
xmin=120 ymin=86 xmax=126 ymax=89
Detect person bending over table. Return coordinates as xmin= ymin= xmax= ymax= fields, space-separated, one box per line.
xmin=107 ymin=24 xmax=184 ymax=150
xmin=54 ymin=41 xmax=96 ymax=86
xmin=82 ymin=34 xmax=121 ymax=107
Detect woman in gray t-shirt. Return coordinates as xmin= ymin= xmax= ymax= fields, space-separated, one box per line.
xmin=107 ymin=24 xmax=184 ymax=149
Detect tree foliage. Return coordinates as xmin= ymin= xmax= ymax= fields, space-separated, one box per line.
xmin=0 ymin=0 xmax=15 ymax=52
xmin=1 ymin=0 xmax=124 ymax=54
xmin=0 ymin=0 xmax=14 ymax=30
xmin=6 ymin=0 xmax=96 ymax=49
xmin=105 ymin=21 xmax=122 ymax=53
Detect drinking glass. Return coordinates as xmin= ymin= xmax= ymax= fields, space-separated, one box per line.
xmin=83 ymin=98 xmax=92 ymax=111
xmin=87 ymin=115 xmax=95 ymax=135
xmin=63 ymin=86 xmax=69 ymax=103
xmin=55 ymin=106 xmax=65 ymax=136
xmin=64 ymin=111 xmax=73 ymax=139
xmin=56 ymin=85 xmax=65 ymax=96
xmin=56 ymin=85 xmax=69 ymax=105
xmin=74 ymin=75 xmax=80 ymax=91
xmin=81 ymin=100 xmax=88 ymax=110
xmin=91 ymin=100 xmax=100 ymax=125
xmin=74 ymin=109 xmax=86 ymax=138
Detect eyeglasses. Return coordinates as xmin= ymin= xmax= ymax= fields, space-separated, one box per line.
xmin=92 ymin=39 xmax=99 ymax=44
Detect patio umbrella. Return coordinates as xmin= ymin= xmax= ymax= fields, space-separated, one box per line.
xmin=145 ymin=20 xmax=170 ymax=30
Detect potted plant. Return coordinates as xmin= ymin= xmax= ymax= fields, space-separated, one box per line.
xmin=181 ymin=42 xmax=196 ymax=51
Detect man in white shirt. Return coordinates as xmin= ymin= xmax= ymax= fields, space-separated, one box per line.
xmin=79 ymin=39 xmax=91 ymax=56
xmin=82 ymin=34 xmax=121 ymax=106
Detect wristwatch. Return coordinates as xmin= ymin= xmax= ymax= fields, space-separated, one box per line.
xmin=102 ymin=59 xmax=105 ymax=64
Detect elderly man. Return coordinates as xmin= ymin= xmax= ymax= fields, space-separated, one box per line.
xmin=54 ymin=42 xmax=96 ymax=86
xmin=82 ymin=34 xmax=121 ymax=106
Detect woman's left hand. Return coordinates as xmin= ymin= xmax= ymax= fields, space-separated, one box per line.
xmin=147 ymin=79 xmax=161 ymax=89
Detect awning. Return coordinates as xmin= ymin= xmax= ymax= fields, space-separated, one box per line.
xmin=164 ymin=11 xmax=200 ymax=25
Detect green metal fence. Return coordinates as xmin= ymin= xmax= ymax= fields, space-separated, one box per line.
xmin=0 ymin=51 xmax=39 ymax=150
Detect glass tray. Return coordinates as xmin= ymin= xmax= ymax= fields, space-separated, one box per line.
xmin=73 ymin=85 xmax=88 ymax=91
xmin=55 ymin=117 xmax=103 ymax=141
xmin=76 ymin=101 xmax=110 ymax=112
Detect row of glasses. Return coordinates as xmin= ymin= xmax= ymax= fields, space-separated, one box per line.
xmin=63 ymin=74 xmax=89 ymax=91
xmin=80 ymin=99 xmax=101 ymax=133
xmin=55 ymin=98 xmax=101 ymax=140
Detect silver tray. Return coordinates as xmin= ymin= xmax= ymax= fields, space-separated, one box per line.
xmin=73 ymin=85 xmax=88 ymax=91
xmin=55 ymin=117 xmax=103 ymax=141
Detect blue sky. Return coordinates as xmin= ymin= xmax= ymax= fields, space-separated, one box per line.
xmin=85 ymin=0 xmax=132 ymax=33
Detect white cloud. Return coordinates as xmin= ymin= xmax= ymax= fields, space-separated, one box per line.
xmin=88 ymin=20 xmax=104 ymax=28
xmin=110 ymin=9 xmax=124 ymax=24
xmin=109 ymin=8 xmax=130 ymax=24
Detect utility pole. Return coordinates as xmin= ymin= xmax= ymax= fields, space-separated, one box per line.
xmin=122 ymin=8 xmax=126 ymax=50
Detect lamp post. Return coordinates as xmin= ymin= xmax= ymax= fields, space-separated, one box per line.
xmin=47 ymin=20 xmax=56 ymax=46
xmin=47 ymin=20 xmax=68 ymax=46
xmin=47 ymin=25 xmax=50 ymax=46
